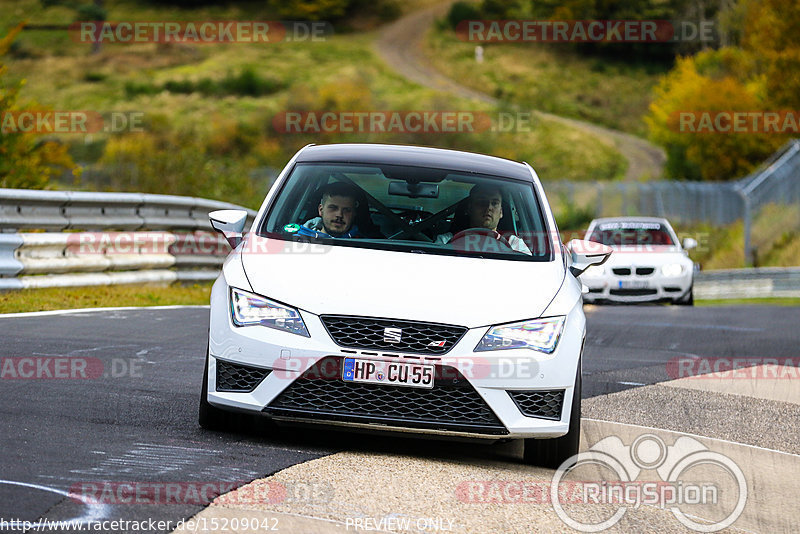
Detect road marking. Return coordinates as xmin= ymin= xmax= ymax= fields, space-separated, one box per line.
xmin=622 ymin=321 xmax=763 ymax=332
xmin=0 ymin=479 xmax=110 ymax=524
xmin=585 ymin=417 xmax=800 ymax=458
xmin=0 ymin=304 xmax=209 ymax=319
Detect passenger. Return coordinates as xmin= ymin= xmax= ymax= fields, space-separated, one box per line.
xmin=296 ymin=182 xmax=363 ymax=239
xmin=436 ymin=184 xmax=532 ymax=255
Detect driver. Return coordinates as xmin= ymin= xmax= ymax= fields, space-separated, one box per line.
xmin=435 ymin=184 xmax=531 ymax=254
xmin=296 ymin=182 xmax=363 ymax=239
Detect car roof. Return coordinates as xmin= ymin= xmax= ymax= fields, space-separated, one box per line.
xmin=295 ymin=143 xmax=533 ymax=181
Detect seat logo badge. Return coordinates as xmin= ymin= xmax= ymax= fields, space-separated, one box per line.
xmin=384 ymin=327 xmax=402 ymax=343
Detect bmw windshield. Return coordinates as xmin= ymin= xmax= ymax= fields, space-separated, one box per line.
xmin=589 ymin=221 xmax=676 ymax=247
xmin=258 ymin=162 xmax=552 ymax=261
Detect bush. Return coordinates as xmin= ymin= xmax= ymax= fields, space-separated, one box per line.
xmin=646 ymin=51 xmax=784 ymax=181
xmin=124 ymin=68 xmax=285 ymax=99
xmin=554 ymin=194 xmax=597 ymax=231
xmin=266 ymin=0 xmax=351 ymax=20
xmin=446 ymin=2 xmax=481 ymax=29
xmin=0 ymin=23 xmax=79 ymax=189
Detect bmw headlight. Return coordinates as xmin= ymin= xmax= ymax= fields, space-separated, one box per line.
xmin=230 ymin=288 xmax=309 ymax=337
xmin=661 ymin=263 xmax=685 ymax=277
xmin=475 ymin=316 xmax=565 ymax=353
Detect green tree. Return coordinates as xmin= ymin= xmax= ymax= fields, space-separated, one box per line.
xmin=266 ymin=0 xmax=351 ymax=20
xmin=0 ymin=24 xmax=79 ymax=189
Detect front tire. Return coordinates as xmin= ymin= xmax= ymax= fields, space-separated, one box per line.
xmin=675 ymin=287 xmax=694 ymax=306
xmin=522 ymin=362 xmax=581 ymax=469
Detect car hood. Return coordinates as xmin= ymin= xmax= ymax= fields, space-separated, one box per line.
xmin=604 ymin=245 xmax=690 ymax=266
xmin=240 ymin=235 xmax=565 ymax=328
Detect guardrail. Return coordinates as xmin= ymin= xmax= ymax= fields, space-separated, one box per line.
xmin=0 ymin=189 xmax=257 ymax=290
xmin=549 ymin=139 xmax=800 ymax=266
xmin=1 ymin=189 xmax=797 ymax=298
xmin=695 ymin=267 xmax=800 ymax=299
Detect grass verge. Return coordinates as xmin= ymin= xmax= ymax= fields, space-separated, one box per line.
xmin=424 ymin=25 xmax=667 ymax=137
xmin=0 ymin=282 xmax=212 ymax=314
xmin=4 ymin=0 xmax=627 ymax=204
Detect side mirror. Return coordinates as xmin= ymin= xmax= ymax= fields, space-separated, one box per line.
xmin=209 ymin=209 xmax=248 ymax=249
xmin=566 ymin=239 xmax=612 ymax=277
xmin=682 ymin=237 xmax=697 ymax=251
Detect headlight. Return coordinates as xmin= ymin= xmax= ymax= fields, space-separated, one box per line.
xmin=475 ymin=316 xmax=565 ymax=353
xmin=661 ymin=263 xmax=685 ymax=277
xmin=230 ymin=288 xmax=309 ymax=337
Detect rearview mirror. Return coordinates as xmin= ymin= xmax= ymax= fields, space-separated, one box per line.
xmin=682 ymin=237 xmax=697 ymax=250
xmin=566 ymin=239 xmax=612 ymax=277
xmin=209 ymin=209 xmax=248 ymax=249
xmin=388 ymin=181 xmax=439 ymax=198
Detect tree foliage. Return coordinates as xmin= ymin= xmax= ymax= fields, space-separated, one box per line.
xmin=266 ymin=0 xmax=355 ymax=21
xmin=0 ymin=24 xmax=78 ymax=189
xmin=647 ymin=0 xmax=800 ymax=180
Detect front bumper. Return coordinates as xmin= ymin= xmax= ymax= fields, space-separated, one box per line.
xmin=582 ymin=271 xmax=692 ymax=303
xmin=206 ymin=278 xmax=584 ymax=439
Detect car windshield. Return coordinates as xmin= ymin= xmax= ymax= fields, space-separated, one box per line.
xmin=259 ymin=162 xmax=551 ymax=260
xmin=589 ymin=221 xmax=675 ymax=246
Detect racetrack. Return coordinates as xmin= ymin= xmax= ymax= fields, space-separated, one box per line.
xmin=1 ymin=305 xmax=798 ymax=532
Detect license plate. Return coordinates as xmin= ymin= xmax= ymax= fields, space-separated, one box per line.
xmin=618 ymin=280 xmax=651 ymax=289
xmin=342 ymin=358 xmax=434 ymax=389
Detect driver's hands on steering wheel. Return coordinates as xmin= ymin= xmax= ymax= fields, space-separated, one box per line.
xmin=447 ymin=227 xmax=513 ymax=249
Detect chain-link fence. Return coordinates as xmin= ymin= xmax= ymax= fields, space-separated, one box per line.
xmin=545 ymin=140 xmax=800 ymax=265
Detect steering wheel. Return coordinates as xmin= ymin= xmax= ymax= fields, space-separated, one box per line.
xmin=448 ymin=227 xmax=513 ymax=251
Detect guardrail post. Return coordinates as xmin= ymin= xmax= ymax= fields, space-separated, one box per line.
xmin=0 ymin=234 xmax=24 ymax=277
xmin=737 ymin=188 xmax=752 ymax=267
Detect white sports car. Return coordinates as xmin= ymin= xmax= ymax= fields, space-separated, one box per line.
xmin=199 ymin=143 xmax=610 ymax=468
xmin=581 ymin=216 xmax=696 ymax=305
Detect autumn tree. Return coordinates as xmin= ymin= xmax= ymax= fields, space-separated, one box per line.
xmin=0 ymin=24 xmax=79 ymax=189
xmin=647 ymin=0 xmax=799 ymax=181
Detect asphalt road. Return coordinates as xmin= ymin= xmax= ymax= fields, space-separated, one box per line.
xmin=581 ymin=304 xmax=800 ymax=396
xmin=0 ymin=304 xmax=797 ymax=532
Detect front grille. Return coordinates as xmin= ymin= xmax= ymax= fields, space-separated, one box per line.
xmin=267 ymin=357 xmax=507 ymax=434
xmin=320 ymin=315 xmax=467 ymax=355
xmin=508 ymin=390 xmax=564 ymax=420
xmin=612 ymin=268 xmax=631 ymax=276
xmin=216 ymin=359 xmax=271 ymax=392
xmin=609 ymin=289 xmax=658 ymax=296
xmin=635 ymin=267 xmax=655 ymax=275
